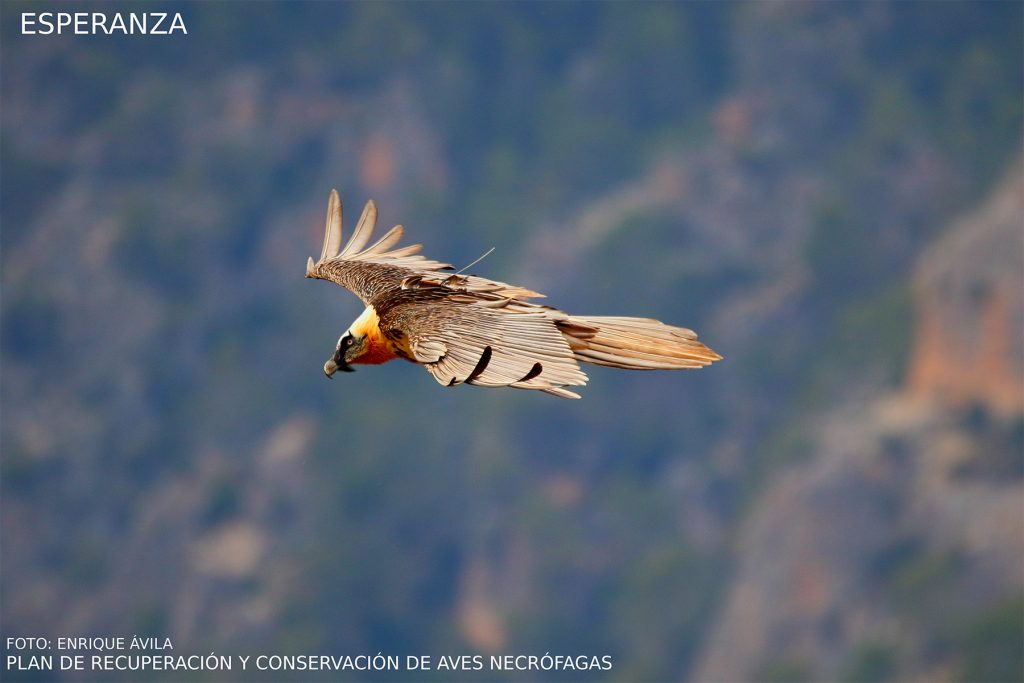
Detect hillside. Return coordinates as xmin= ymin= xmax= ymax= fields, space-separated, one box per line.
xmin=695 ymin=160 xmax=1024 ymax=682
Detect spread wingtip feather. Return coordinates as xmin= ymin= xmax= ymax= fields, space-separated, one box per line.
xmin=319 ymin=189 xmax=344 ymax=262
xmin=341 ymin=200 xmax=378 ymax=257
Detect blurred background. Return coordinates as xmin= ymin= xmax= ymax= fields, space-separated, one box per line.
xmin=2 ymin=2 xmax=1022 ymax=682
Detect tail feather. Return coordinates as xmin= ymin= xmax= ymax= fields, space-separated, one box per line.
xmin=559 ymin=316 xmax=721 ymax=370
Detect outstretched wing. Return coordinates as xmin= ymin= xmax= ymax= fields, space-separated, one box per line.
xmin=377 ymin=287 xmax=589 ymax=399
xmin=306 ymin=190 xmax=543 ymax=304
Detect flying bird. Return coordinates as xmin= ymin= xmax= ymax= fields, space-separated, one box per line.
xmin=306 ymin=190 xmax=720 ymax=399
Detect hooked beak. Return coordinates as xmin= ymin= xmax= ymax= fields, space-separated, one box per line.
xmin=324 ymin=357 xmax=354 ymax=379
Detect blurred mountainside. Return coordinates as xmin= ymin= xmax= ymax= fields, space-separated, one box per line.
xmin=2 ymin=3 xmax=1021 ymax=682
xmin=696 ymin=161 xmax=1024 ymax=683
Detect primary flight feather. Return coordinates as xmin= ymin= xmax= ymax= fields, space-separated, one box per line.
xmin=306 ymin=190 xmax=721 ymax=399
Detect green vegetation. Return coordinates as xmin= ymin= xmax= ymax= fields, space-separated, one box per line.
xmin=840 ymin=642 xmax=899 ymax=683
xmin=755 ymin=657 xmax=812 ymax=683
xmin=958 ymin=595 xmax=1024 ymax=683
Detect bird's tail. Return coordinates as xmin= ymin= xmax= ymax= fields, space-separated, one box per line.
xmin=558 ymin=316 xmax=721 ymax=370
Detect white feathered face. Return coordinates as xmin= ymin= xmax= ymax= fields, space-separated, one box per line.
xmin=323 ymin=332 xmax=365 ymax=378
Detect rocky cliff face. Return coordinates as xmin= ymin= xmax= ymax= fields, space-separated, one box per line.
xmin=694 ymin=157 xmax=1024 ymax=682
xmin=907 ymin=160 xmax=1024 ymax=416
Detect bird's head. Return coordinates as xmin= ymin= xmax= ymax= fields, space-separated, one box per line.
xmin=323 ymin=332 xmax=365 ymax=378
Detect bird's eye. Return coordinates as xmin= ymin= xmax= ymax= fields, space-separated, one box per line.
xmin=343 ymin=337 xmax=352 ymax=347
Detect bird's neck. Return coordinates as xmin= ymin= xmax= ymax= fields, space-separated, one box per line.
xmin=350 ymin=305 xmax=399 ymax=365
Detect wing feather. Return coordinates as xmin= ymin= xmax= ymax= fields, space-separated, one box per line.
xmin=339 ymin=200 xmax=378 ymax=257
xmin=320 ymin=188 xmax=344 ymax=262
xmin=361 ymin=225 xmax=405 ymax=256
xmin=379 ymin=293 xmax=588 ymax=398
xmin=306 ymin=190 xmax=543 ymax=304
